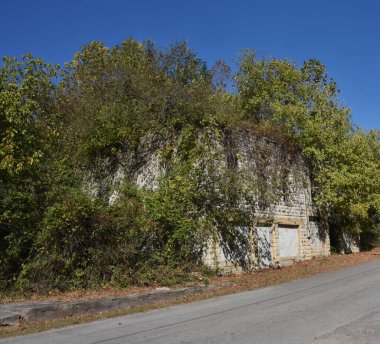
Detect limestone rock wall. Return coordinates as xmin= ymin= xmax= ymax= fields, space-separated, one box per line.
xmin=83 ymin=134 xmax=167 ymax=203
xmin=83 ymin=128 xmax=330 ymax=272
xmin=204 ymin=129 xmax=330 ymax=272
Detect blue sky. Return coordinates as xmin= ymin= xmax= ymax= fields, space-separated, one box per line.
xmin=1 ymin=0 xmax=379 ymax=129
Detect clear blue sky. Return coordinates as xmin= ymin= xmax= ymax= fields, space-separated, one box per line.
xmin=1 ymin=0 xmax=379 ymax=129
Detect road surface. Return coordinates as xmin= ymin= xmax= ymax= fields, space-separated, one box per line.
xmin=2 ymin=259 xmax=380 ymax=344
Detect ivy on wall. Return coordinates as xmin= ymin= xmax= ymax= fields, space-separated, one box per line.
xmin=0 ymin=39 xmax=379 ymax=292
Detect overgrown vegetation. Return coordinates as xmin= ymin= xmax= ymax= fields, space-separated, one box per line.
xmin=1 ymin=39 xmax=379 ymax=292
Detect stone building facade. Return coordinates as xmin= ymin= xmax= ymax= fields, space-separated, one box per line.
xmin=202 ymin=129 xmax=330 ymax=272
xmin=203 ymin=193 xmax=330 ymax=273
xmin=84 ymin=128 xmax=331 ymax=273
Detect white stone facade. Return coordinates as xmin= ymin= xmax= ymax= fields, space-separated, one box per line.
xmin=84 ymin=129 xmax=331 ymax=272
xmin=203 ymin=129 xmax=330 ymax=272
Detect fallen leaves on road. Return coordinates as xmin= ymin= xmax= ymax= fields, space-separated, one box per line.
xmin=211 ymin=248 xmax=380 ymax=293
xmin=1 ymin=249 xmax=380 ymax=339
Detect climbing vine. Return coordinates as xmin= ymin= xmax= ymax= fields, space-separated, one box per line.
xmin=0 ymin=39 xmax=379 ymax=293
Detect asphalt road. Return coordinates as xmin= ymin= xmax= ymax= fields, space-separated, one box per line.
xmin=2 ymin=259 xmax=380 ymax=344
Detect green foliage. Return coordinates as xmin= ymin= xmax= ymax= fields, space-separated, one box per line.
xmin=0 ymin=54 xmax=58 ymax=289
xmin=0 ymin=189 xmax=42 ymax=289
xmin=1 ymin=39 xmax=379 ymax=293
xmin=17 ymin=184 xmax=210 ymax=292
xmin=149 ymin=125 xmax=268 ymax=269
xmin=57 ymin=39 xmax=216 ymax=163
xmin=0 ymin=54 xmax=58 ymax=180
xmin=236 ymin=49 xmax=380 ymax=244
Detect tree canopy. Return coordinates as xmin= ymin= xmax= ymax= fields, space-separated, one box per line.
xmin=235 ymin=49 xmax=380 ymax=244
xmin=0 ymin=39 xmax=379 ymax=292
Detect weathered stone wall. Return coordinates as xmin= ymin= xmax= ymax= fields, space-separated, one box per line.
xmin=83 ymin=128 xmax=330 ymax=273
xmin=83 ymin=134 xmax=167 ymax=202
xmin=203 ymin=129 xmax=330 ymax=272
